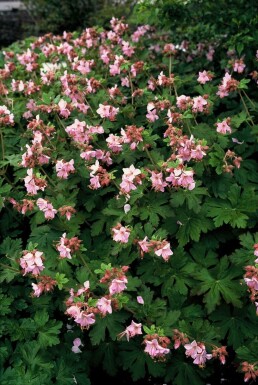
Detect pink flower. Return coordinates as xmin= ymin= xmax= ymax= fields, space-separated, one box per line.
xmin=197 ymin=70 xmax=213 ymax=84
xmin=137 ymin=296 xmax=144 ymax=305
xmin=216 ymin=119 xmax=232 ymax=134
xmin=154 ymin=241 xmax=173 ymax=261
xmin=192 ymin=96 xmax=208 ymax=113
xmin=122 ymin=41 xmax=135 ymax=57
xmin=121 ymin=77 xmax=130 ymax=87
xmin=96 ymin=104 xmax=119 ymax=121
xmin=185 ymin=341 xmax=212 ymax=365
xmin=58 ymin=99 xmax=70 ymax=118
xmin=146 ymin=103 xmax=159 ymax=122
xmin=144 ymin=339 xmax=170 ymax=358
xmin=32 ymin=283 xmax=43 ymax=297
xmin=150 ymin=171 xmax=167 ymax=192
xmin=75 ymin=311 xmax=95 ymax=329
xmin=20 ymin=250 xmax=44 ymax=276
xmin=72 ymin=338 xmax=83 ymax=353
xmin=66 ymin=305 xmax=81 ymax=319
xmin=193 ymin=348 xmax=212 ymax=365
xmin=184 ymin=340 xmax=203 ymax=358
xmin=120 ymin=165 xmax=142 ymax=194
xmin=24 ymin=168 xmax=47 ymax=195
xmin=112 ymin=224 xmax=131 ymax=243
xmin=233 ymin=59 xmax=246 ymax=73
xmin=119 ymin=320 xmax=142 ymax=341
xmin=106 ymin=134 xmax=123 ymax=153
xmin=36 ymin=198 xmax=57 ymax=220
xmin=109 ymin=277 xmax=128 ymax=295
xmin=97 ymin=297 xmax=112 ymax=316
xmin=176 ymin=95 xmax=192 ymax=110
xmin=55 ymin=159 xmax=75 ymax=179
xmin=138 ymin=237 xmax=150 ymax=253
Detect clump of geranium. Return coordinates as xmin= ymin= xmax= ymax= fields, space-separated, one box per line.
xmin=65 ymin=267 xmax=129 ymax=329
xmin=163 ymin=125 xmax=208 ymax=162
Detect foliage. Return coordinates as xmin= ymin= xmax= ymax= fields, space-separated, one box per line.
xmin=22 ymin=0 xmax=137 ymax=36
xmin=0 ymin=13 xmax=257 ymax=385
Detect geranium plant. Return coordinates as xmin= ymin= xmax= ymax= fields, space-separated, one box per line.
xmin=0 ymin=16 xmax=257 ymax=385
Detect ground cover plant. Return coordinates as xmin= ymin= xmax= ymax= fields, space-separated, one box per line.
xmin=0 ymin=15 xmax=258 ymax=385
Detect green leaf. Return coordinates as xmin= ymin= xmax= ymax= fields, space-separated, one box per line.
xmin=37 ymin=319 xmax=62 ymax=347
xmin=0 ymin=237 xmax=22 ymax=258
xmin=192 ymin=258 xmax=243 ymax=313
xmin=176 ymin=210 xmax=213 ymax=246
xmin=89 ymin=312 xmax=126 ymax=345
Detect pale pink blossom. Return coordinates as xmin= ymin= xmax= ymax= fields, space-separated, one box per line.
xmin=154 ymin=241 xmax=173 ymax=261
xmin=112 ymin=224 xmax=131 ymax=243
xmin=233 ymin=59 xmax=246 ymax=73
xmin=150 ymin=171 xmax=168 ymax=192
xmin=176 ymin=95 xmax=192 ymax=110
xmin=109 ymin=277 xmax=128 ymax=295
xmin=75 ymin=311 xmax=95 ymax=329
xmin=146 ymin=103 xmax=159 ymax=122
xmin=32 ymin=283 xmax=43 ymax=297
xmin=55 ymin=159 xmax=75 ymax=179
xmin=58 ymin=99 xmax=70 ymax=118
xmin=66 ymin=305 xmax=81 ymax=319
xmin=192 ymin=96 xmax=208 ymax=113
xmin=72 ymin=338 xmax=83 ymax=353
xmin=36 ymin=198 xmax=57 ymax=220
xmin=119 ymin=320 xmax=142 ymax=341
xmin=216 ymin=119 xmax=232 ymax=134
xmin=138 ymin=237 xmax=150 ymax=253
xmin=121 ymin=77 xmax=130 ymax=87
xmin=96 ymin=104 xmax=119 ymax=121
xmin=197 ymin=70 xmax=212 ymax=84
xmin=137 ymin=296 xmax=144 ymax=305
xmin=20 ymin=250 xmax=44 ymax=276
xmin=144 ymin=339 xmax=170 ymax=358
xmin=106 ymin=134 xmax=123 ymax=153
xmin=97 ymin=297 xmax=112 ymax=316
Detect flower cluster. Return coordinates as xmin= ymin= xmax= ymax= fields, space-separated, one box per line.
xmin=138 ymin=237 xmax=173 ymax=261
xmin=20 ymin=249 xmax=45 ymax=276
xmin=31 ymin=275 xmax=57 ymax=297
xmin=99 ymin=265 xmax=129 ymax=295
xmin=56 ymin=233 xmax=82 ymax=259
xmin=118 ymin=320 xmax=142 ymax=341
xmin=143 ymin=334 xmax=171 ymax=361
